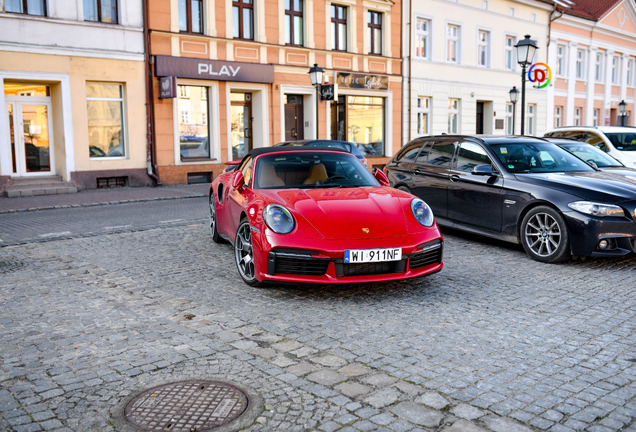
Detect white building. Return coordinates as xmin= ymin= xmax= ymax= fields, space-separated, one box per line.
xmin=402 ymin=0 xmax=552 ymax=143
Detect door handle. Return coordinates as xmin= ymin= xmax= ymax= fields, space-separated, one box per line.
xmin=450 ymin=174 xmax=460 ymax=182
xmin=291 ymin=127 xmax=297 ymax=138
xmin=414 ymin=169 xmax=423 ymax=175
xmin=244 ymin=128 xmax=251 ymax=139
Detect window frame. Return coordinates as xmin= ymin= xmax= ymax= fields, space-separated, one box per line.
xmin=554 ymin=106 xmax=562 ymax=128
xmin=86 ymin=82 xmax=127 ymax=160
xmin=179 ymin=0 xmax=203 ymax=34
xmin=627 ymin=58 xmax=635 ymax=87
xmin=448 ymin=98 xmax=460 ymax=134
xmin=527 ymin=104 xmax=535 ymax=135
xmin=415 ymin=17 xmax=431 ymax=60
xmin=232 ymin=0 xmax=254 ymax=40
xmin=556 ymin=44 xmax=566 ymax=77
xmin=477 ymin=29 xmax=490 ymax=68
xmin=504 ymin=35 xmax=516 ymax=71
xmin=576 ymin=49 xmax=585 ymax=80
xmin=285 ymin=0 xmax=304 ymax=47
xmin=177 ymin=84 xmax=212 ymax=162
xmin=574 ymin=107 xmax=581 ymax=126
xmin=611 ymin=55 xmax=620 ymax=85
xmin=505 ymin=103 xmax=513 ymax=135
xmin=5 ymin=0 xmax=47 ymax=16
xmin=595 ymin=52 xmax=604 ymax=82
xmin=416 ymin=97 xmax=430 ymax=136
xmin=593 ymin=109 xmax=599 ymax=127
xmin=331 ymin=4 xmax=347 ymax=52
xmin=454 ymin=141 xmax=496 ymax=173
xmin=446 ymin=23 xmax=460 ymax=64
xmin=367 ymin=10 xmax=383 ymax=56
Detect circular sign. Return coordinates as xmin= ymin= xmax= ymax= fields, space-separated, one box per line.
xmin=528 ymin=63 xmax=551 ymax=89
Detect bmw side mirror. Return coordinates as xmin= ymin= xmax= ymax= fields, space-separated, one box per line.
xmin=373 ymin=168 xmax=390 ymax=186
xmin=472 ymin=164 xmax=495 ymax=176
xmin=232 ymin=171 xmax=245 ymax=190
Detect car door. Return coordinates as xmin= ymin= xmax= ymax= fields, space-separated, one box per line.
xmin=447 ymin=141 xmax=504 ymax=232
xmin=227 ymin=156 xmax=253 ymax=239
xmin=411 ymin=140 xmax=455 ymax=219
xmin=388 ymin=141 xmax=426 ymax=185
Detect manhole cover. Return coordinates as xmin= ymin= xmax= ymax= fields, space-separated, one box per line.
xmin=124 ymin=380 xmax=249 ymax=432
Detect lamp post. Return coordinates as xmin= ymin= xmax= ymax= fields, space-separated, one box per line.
xmin=619 ymin=100 xmax=627 ymax=126
xmin=514 ymin=35 xmax=538 ymax=135
xmin=509 ymin=86 xmax=519 ymax=135
xmin=308 ymin=63 xmax=324 ymax=139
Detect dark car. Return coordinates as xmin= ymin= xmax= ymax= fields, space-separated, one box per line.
xmin=385 ymin=135 xmax=636 ymax=263
xmin=274 ymin=140 xmax=368 ymax=168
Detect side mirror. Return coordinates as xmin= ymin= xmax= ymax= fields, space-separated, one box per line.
xmin=472 ymin=164 xmax=496 ymax=176
xmin=232 ymin=171 xmax=245 ymax=190
xmin=373 ymin=167 xmax=390 ymax=186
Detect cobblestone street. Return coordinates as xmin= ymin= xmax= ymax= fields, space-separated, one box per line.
xmin=1 ymin=201 xmax=636 ymax=432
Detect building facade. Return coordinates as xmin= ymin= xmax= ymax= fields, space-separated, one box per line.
xmin=546 ymin=0 xmax=636 ymax=128
xmin=402 ymin=0 xmax=551 ymax=143
xmin=147 ymin=0 xmax=403 ymax=184
xmin=0 ymin=0 xmax=150 ymax=192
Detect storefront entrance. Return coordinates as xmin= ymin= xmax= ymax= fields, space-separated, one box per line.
xmin=230 ymin=93 xmax=252 ymax=160
xmin=284 ymin=95 xmax=304 ymax=141
xmin=4 ymin=84 xmax=54 ymax=176
xmin=331 ymin=95 xmax=385 ymax=157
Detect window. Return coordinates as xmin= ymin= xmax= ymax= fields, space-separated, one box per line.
xmin=368 ymin=11 xmax=382 ymax=55
xmin=531 ymin=12 xmax=536 ymax=22
xmin=505 ymin=103 xmax=514 ymax=135
xmin=593 ymin=109 xmax=599 ymax=126
xmin=178 ymin=85 xmax=210 ymax=161
xmin=556 ymin=45 xmax=566 ymax=76
xmin=179 ymin=0 xmax=203 ymax=33
xmin=612 ymin=56 xmax=620 ymax=84
xmin=415 ymin=18 xmax=430 ymax=59
xmin=4 ymin=0 xmax=46 ymax=15
xmin=504 ymin=36 xmax=516 ymax=70
xmin=448 ymin=99 xmax=459 ymax=133
xmin=233 ymin=0 xmax=254 ymax=40
xmin=595 ymin=52 xmax=603 ymax=82
xmin=331 ymin=5 xmax=347 ymax=51
xmin=477 ymin=30 xmax=489 ymax=67
xmin=426 ymin=141 xmax=455 ymax=167
xmin=482 ymin=0 xmax=488 ymax=10
xmin=574 ymin=107 xmax=581 ymax=126
xmin=456 ymin=142 xmax=493 ymax=172
xmin=527 ymin=104 xmax=535 ymax=135
xmin=509 ymin=7 xmax=514 ymax=16
xmin=628 ymin=59 xmax=634 ymax=86
xmin=345 ymin=96 xmax=385 ymax=156
xmin=285 ymin=0 xmax=303 ymax=46
xmin=397 ymin=143 xmax=423 ymax=162
xmin=86 ymin=83 xmax=126 ymax=159
xmin=554 ymin=106 xmax=562 ymax=128
xmin=417 ymin=97 xmax=430 ymax=135
xmin=446 ymin=24 xmax=460 ymax=63
xmin=576 ymin=49 xmax=585 ymax=79
xmin=84 ymin=0 xmax=117 ymax=23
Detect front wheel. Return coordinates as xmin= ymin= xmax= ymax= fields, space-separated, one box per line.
xmin=521 ymin=206 xmax=570 ymax=263
xmin=234 ymin=218 xmax=263 ymax=287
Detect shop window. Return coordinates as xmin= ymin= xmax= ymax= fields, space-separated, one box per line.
xmin=4 ymin=0 xmax=46 ymax=16
xmin=179 ymin=0 xmax=203 ymax=34
xmin=84 ymin=0 xmax=118 ymax=23
xmin=233 ymin=0 xmax=253 ymax=40
xmin=367 ymin=11 xmax=382 ymax=55
xmin=331 ymin=5 xmax=347 ymax=51
xmin=416 ymin=97 xmax=430 ymax=135
xmin=415 ymin=18 xmax=430 ymax=59
xmin=333 ymin=96 xmax=385 ymax=157
xmin=86 ymin=83 xmax=126 ymax=159
xmin=285 ymin=0 xmax=303 ymax=46
xmin=178 ymin=85 xmax=210 ymax=161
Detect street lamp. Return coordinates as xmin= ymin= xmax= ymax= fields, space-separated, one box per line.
xmin=509 ymin=86 xmax=519 ymax=135
xmin=619 ymin=100 xmax=627 ymax=126
xmin=514 ymin=35 xmax=538 ymax=135
xmin=308 ymin=63 xmax=324 ymax=139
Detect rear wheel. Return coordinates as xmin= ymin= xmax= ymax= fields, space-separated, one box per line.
xmin=209 ymin=194 xmax=221 ymax=243
xmin=397 ymin=186 xmax=411 ymax=194
xmin=521 ymin=206 xmax=570 ymax=263
xmin=234 ymin=218 xmax=263 ymax=287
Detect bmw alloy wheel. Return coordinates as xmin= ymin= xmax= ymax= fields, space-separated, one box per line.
xmin=524 ymin=212 xmax=562 ymax=257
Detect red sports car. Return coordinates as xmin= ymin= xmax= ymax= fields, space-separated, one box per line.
xmin=209 ymin=147 xmax=444 ymax=286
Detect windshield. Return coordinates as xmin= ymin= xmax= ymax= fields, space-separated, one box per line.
xmin=559 ymin=143 xmax=623 ymax=167
xmin=605 ymin=133 xmax=636 ymax=151
xmin=254 ymin=152 xmax=378 ymax=189
xmin=491 ymin=142 xmax=595 ymax=173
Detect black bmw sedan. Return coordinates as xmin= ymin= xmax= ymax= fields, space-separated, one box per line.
xmin=385 ymin=135 xmax=636 ymax=263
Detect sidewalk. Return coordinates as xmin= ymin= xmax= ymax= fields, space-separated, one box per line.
xmin=0 ymin=184 xmax=209 ymax=213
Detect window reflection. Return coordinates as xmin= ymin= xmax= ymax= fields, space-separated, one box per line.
xmin=178 ymin=85 xmax=210 ymax=160
xmin=86 ymin=83 xmax=126 ymax=158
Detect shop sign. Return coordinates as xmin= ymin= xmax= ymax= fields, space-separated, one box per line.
xmin=528 ymin=63 xmax=551 ymax=89
xmin=320 ymin=84 xmax=337 ymax=101
xmin=159 ymin=76 xmax=177 ymax=99
xmin=335 ymin=72 xmax=388 ymax=90
xmin=155 ymin=55 xmax=275 ymax=84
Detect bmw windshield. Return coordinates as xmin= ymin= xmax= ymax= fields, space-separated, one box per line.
xmin=491 ymin=142 xmax=595 ymax=174
xmin=254 ymin=152 xmax=378 ymax=189
xmin=605 ymin=132 xmax=636 ymax=151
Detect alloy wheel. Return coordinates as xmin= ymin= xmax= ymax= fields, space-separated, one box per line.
xmin=524 ymin=212 xmax=562 ymax=257
xmin=209 ymin=195 xmax=216 ymax=235
xmin=235 ymin=222 xmax=255 ymax=281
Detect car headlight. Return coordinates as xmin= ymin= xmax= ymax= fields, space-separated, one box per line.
xmin=411 ymin=198 xmax=434 ymax=227
xmin=263 ymin=204 xmax=295 ymax=234
xmin=567 ymin=201 xmax=624 ymax=218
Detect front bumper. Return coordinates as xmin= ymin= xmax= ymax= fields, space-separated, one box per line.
xmin=564 ymin=210 xmax=636 ymax=257
xmin=252 ymin=229 xmax=444 ymax=284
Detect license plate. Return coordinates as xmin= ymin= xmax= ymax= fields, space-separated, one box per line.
xmin=344 ymin=248 xmax=402 ymax=263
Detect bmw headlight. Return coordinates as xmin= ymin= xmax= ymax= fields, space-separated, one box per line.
xmin=567 ymin=201 xmax=624 ymax=218
xmin=263 ymin=204 xmax=295 ymax=234
xmin=411 ymin=198 xmax=434 ymax=227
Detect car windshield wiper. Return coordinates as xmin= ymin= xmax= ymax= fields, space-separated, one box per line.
xmin=313 ymin=184 xmax=362 ymax=188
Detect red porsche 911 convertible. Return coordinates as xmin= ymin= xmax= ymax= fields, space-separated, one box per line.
xmin=209 ymin=147 xmax=444 ymax=286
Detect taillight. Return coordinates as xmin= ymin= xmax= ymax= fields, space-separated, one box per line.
xmin=383 ymin=165 xmax=388 ymax=174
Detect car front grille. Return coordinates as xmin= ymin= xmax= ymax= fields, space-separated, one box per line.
xmin=409 ymin=242 xmax=443 ymax=269
xmin=342 ymin=261 xmax=398 ymax=276
xmin=273 ymin=255 xmax=329 ymax=276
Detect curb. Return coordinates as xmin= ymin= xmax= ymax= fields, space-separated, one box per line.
xmin=0 ymin=193 xmax=207 ymax=214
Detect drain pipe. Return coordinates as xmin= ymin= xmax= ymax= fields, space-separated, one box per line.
xmin=143 ymin=0 xmax=162 ymax=185
xmin=547 ymin=2 xmax=564 ymax=62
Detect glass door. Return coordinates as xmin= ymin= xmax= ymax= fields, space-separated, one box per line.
xmin=5 ymin=101 xmax=54 ymax=176
xmin=230 ymin=93 xmax=252 ymax=160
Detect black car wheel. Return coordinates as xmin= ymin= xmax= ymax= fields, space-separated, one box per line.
xmin=397 ymin=186 xmax=411 ymax=194
xmin=209 ymin=194 xmax=221 ymax=243
xmin=234 ymin=218 xmax=263 ymax=287
xmin=521 ymin=206 xmax=570 ymax=263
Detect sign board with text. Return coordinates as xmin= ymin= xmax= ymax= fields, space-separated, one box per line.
xmin=155 ymin=55 xmax=275 ymax=84
xmin=335 ymin=72 xmax=389 ymax=91
xmin=159 ymin=76 xmax=177 ymax=99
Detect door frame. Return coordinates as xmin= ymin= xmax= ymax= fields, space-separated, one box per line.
xmin=279 ymin=84 xmax=315 ymax=142
xmin=284 ymin=94 xmax=304 ymax=141
xmin=5 ymin=97 xmax=55 ymax=177
xmin=0 ymin=73 xmax=75 ymax=179
xmin=230 ymin=93 xmax=253 ymax=160
xmin=225 ymin=83 xmax=268 ymax=162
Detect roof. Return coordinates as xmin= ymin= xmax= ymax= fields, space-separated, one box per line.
xmin=538 ymin=0 xmax=622 ymax=21
xmin=408 ymin=135 xmax=550 ymax=145
xmin=275 ymin=140 xmax=354 ymax=146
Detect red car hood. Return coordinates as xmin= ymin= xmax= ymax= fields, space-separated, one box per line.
xmin=259 ymin=187 xmax=408 ymax=239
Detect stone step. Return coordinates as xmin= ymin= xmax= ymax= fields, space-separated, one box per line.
xmin=5 ymin=181 xmax=76 ymax=190
xmin=9 ymin=176 xmax=63 ymax=185
xmin=4 ymin=185 xmax=78 ymax=197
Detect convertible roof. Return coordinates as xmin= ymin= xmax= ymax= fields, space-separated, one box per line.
xmin=247 ymin=146 xmax=349 ymax=158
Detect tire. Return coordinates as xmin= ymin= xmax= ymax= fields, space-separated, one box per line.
xmin=520 ymin=205 xmax=571 ymax=263
xmin=234 ymin=218 xmax=263 ymax=287
xmin=397 ymin=185 xmax=411 ymax=194
xmin=209 ymin=194 xmax=222 ymax=243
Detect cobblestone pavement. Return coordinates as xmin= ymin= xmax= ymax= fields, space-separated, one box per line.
xmin=1 ymin=213 xmax=636 ymax=431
